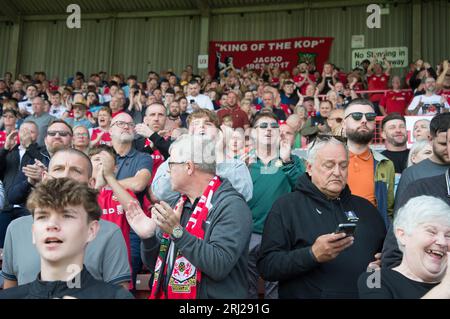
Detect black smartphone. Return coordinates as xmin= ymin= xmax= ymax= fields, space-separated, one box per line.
xmin=335 ymin=223 xmax=356 ymax=237
xmin=190 ymin=99 xmax=195 ymax=105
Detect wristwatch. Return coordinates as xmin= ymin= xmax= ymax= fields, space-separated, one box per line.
xmin=171 ymin=225 xmax=184 ymax=240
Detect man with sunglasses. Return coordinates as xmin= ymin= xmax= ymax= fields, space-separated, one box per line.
xmin=1 ymin=120 xmax=74 ymax=235
xmin=343 ymin=98 xmax=395 ymax=226
xmin=151 ymin=109 xmax=253 ymax=204
xmin=247 ymin=112 xmax=305 ymax=299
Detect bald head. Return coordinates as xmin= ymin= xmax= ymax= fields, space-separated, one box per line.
xmin=111 ymin=112 xmax=133 ymax=125
xmin=110 ymin=112 xmax=135 ymax=144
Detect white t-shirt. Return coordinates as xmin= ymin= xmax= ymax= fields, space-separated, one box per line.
xmin=18 ymin=99 xmax=33 ymax=115
xmin=186 ymin=94 xmax=214 ymax=113
xmin=408 ymin=94 xmax=450 ymax=115
xmin=49 ymin=104 xmax=67 ymax=118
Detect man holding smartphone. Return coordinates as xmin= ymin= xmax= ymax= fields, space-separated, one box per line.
xmin=186 ymin=80 xmax=214 ymax=113
xmin=257 ymin=136 xmax=386 ymax=298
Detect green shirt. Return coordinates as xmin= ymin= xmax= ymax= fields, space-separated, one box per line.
xmin=248 ymin=155 xmax=305 ymax=234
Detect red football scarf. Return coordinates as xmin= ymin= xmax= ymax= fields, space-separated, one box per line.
xmin=149 ymin=176 xmax=222 ymax=299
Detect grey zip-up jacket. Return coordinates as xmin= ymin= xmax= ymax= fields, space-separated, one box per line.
xmin=141 ymin=178 xmax=252 ymax=299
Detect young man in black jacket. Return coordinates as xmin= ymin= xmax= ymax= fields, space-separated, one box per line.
xmin=0 ymin=178 xmax=133 ymax=299
xmin=257 ymin=136 xmax=386 ymax=298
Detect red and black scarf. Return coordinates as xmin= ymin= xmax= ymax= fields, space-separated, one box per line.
xmin=149 ymin=176 xmax=222 ymax=299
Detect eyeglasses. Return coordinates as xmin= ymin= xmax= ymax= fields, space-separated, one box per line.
xmin=168 ymin=161 xmax=185 ymax=169
xmin=47 ymin=130 xmax=72 ymax=137
xmin=112 ymin=121 xmax=136 ymax=129
xmin=255 ymin=122 xmax=279 ymax=129
xmin=344 ymin=112 xmax=377 ymax=122
xmin=74 ymin=133 xmax=89 ymax=137
xmin=329 ymin=117 xmax=343 ymax=123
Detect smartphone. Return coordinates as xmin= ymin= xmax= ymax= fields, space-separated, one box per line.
xmin=335 ymin=223 xmax=357 ymax=237
xmin=190 ymin=99 xmax=195 ymax=105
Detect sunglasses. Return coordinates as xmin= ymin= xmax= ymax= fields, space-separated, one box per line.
xmin=47 ymin=130 xmax=72 ymax=137
xmin=255 ymin=122 xmax=279 ymax=129
xmin=344 ymin=112 xmax=377 ymax=122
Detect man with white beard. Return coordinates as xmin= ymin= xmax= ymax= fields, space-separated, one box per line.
xmin=110 ymin=112 xmax=153 ymax=290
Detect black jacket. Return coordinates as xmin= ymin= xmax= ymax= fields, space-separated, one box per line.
xmin=134 ymin=133 xmax=172 ymax=160
xmin=381 ymin=170 xmax=450 ymax=268
xmin=0 ymin=143 xmax=47 ymax=210
xmin=257 ymin=173 xmax=386 ymax=299
xmin=0 ymin=268 xmax=133 ymax=299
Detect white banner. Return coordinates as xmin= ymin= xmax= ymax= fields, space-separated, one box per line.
xmin=352 ymin=47 xmax=408 ymax=69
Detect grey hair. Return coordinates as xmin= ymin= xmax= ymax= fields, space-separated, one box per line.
xmin=307 ymin=137 xmax=348 ymax=165
xmin=169 ymin=134 xmax=216 ymax=174
xmin=407 ymin=140 xmax=431 ymax=167
xmin=394 ymin=196 xmax=450 ymax=253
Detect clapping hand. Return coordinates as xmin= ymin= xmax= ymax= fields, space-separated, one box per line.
xmin=125 ymin=200 xmax=156 ymax=239
xmin=151 ymin=201 xmax=183 ymax=235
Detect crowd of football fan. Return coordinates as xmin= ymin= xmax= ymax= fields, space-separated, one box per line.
xmin=0 ymin=56 xmax=449 ymax=299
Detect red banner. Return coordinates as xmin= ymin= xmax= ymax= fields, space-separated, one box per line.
xmin=208 ymin=37 xmax=334 ymax=78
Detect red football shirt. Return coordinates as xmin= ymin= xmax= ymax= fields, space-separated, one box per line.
xmin=379 ymin=91 xmax=413 ymax=115
xmin=90 ymin=128 xmax=112 ymax=146
xmin=367 ymin=73 xmax=390 ymax=102
xmin=293 ymin=74 xmax=317 ymax=95
xmin=97 ymin=187 xmax=136 ymax=288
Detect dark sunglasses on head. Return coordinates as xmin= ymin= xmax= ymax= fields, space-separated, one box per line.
xmin=345 ymin=112 xmax=377 ymax=122
xmin=256 ymin=122 xmax=279 ymax=129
